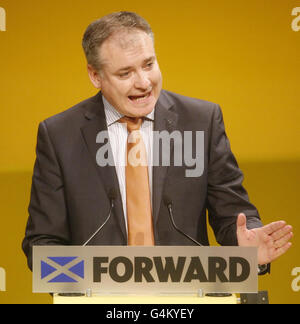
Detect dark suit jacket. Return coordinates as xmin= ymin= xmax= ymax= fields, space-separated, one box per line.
xmin=22 ymin=90 xmax=262 ymax=269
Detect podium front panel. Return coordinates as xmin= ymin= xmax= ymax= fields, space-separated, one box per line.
xmin=33 ymin=246 xmax=257 ymax=294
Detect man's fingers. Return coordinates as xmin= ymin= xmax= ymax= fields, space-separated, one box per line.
xmin=274 ymin=231 xmax=293 ymax=249
xmin=262 ymin=220 xmax=286 ymax=235
xmin=271 ymin=225 xmax=293 ymax=241
xmin=273 ymin=242 xmax=292 ymax=260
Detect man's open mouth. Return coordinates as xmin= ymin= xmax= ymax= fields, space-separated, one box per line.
xmin=128 ymin=92 xmax=151 ymax=102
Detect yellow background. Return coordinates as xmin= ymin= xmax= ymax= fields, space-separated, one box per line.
xmin=0 ymin=0 xmax=299 ymax=303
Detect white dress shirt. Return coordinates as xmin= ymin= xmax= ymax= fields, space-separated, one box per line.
xmin=102 ymin=95 xmax=154 ymax=232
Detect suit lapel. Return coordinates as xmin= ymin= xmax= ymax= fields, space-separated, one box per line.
xmin=80 ymin=92 xmax=127 ymax=242
xmin=152 ymin=91 xmax=178 ymax=225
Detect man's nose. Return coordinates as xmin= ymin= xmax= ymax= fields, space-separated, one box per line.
xmin=134 ymin=72 xmax=151 ymax=90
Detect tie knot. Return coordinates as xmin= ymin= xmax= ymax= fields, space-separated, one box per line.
xmin=119 ymin=117 xmax=143 ymax=133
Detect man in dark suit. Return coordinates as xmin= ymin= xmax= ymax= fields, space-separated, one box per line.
xmin=22 ymin=11 xmax=293 ymax=271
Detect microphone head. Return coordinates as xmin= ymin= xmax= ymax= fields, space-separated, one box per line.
xmin=163 ymin=195 xmax=172 ymax=207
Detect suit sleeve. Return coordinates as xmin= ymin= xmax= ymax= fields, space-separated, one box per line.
xmin=22 ymin=121 xmax=70 ymax=270
xmin=207 ymin=104 xmax=262 ymax=246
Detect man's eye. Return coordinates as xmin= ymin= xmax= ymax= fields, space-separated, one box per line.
xmin=119 ymin=72 xmax=130 ymax=78
xmin=145 ymin=62 xmax=154 ymax=69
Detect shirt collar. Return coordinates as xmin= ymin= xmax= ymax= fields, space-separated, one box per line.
xmin=102 ymin=95 xmax=155 ymax=127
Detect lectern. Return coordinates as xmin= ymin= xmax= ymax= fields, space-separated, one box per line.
xmin=33 ymin=246 xmax=258 ymax=304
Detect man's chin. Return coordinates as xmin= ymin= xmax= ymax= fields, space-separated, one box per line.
xmin=124 ymin=105 xmax=155 ymax=118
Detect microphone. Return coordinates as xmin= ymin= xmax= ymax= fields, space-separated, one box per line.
xmin=83 ymin=189 xmax=117 ymax=246
xmin=163 ymin=196 xmax=233 ymax=298
xmin=163 ymin=195 xmax=203 ymax=246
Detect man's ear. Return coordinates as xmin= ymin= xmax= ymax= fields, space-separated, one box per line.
xmin=87 ymin=64 xmax=102 ymax=89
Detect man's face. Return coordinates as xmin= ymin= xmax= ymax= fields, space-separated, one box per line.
xmin=88 ymin=30 xmax=162 ymax=117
